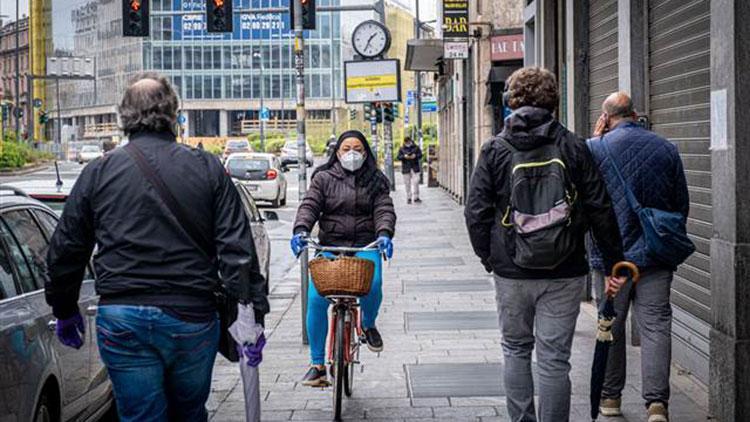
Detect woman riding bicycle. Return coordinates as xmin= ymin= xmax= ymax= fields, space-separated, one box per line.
xmin=290 ymin=130 xmax=396 ymax=387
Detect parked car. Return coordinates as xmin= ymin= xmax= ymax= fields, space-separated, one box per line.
xmin=0 ymin=186 xmax=114 ymax=422
xmin=233 ymin=182 xmax=278 ymax=294
xmin=226 ymin=153 xmax=288 ymax=208
xmin=222 ymin=139 xmax=253 ymax=161
xmin=280 ymin=141 xmax=314 ymax=167
xmin=76 ymin=145 xmax=103 ymax=164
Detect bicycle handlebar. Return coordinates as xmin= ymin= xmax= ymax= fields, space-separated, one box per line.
xmin=303 ymin=236 xmax=380 ymax=253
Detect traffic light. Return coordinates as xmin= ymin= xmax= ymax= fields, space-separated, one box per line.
xmin=383 ymin=103 xmax=394 ymax=122
xmin=364 ymin=103 xmax=372 ymax=119
xmin=123 ymin=0 xmax=150 ymax=37
xmin=206 ymin=0 xmax=233 ymax=33
xmin=290 ymin=0 xmax=316 ymax=30
xmin=349 ymin=108 xmax=357 ymax=120
xmin=393 ymin=103 xmax=400 ymax=119
xmin=39 ymin=111 xmax=48 ymax=125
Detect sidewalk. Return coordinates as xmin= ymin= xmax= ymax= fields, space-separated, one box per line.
xmin=208 ymin=176 xmax=709 ymax=422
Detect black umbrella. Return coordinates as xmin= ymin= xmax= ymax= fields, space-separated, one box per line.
xmin=590 ymin=261 xmax=639 ymax=421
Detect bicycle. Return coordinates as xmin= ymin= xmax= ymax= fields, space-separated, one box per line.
xmin=303 ymin=237 xmax=383 ymax=421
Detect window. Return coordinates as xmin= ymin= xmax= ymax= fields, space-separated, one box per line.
xmin=0 ymin=217 xmax=36 ymax=293
xmin=1 ymin=211 xmax=51 ymax=291
xmin=0 ymin=240 xmax=18 ymax=300
xmin=33 ymin=210 xmax=58 ymax=238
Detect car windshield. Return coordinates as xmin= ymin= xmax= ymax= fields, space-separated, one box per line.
xmin=284 ymin=142 xmax=310 ymax=151
xmin=227 ymin=141 xmax=249 ymax=149
xmin=81 ymin=146 xmax=100 ymax=152
xmin=227 ymin=159 xmax=269 ymax=175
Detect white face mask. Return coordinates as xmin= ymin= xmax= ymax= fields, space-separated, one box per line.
xmin=339 ymin=150 xmax=366 ymax=172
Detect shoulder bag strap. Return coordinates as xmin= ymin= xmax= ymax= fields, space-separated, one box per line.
xmin=601 ymin=135 xmax=642 ymax=213
xmin=124 ymin=142 xmax=214 ymax=260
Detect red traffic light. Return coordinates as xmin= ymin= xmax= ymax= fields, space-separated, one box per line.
xmin=130 ymin=0 xmax=141 ymax=11
xmin=213 ymin=0 xmax=224 ymax=5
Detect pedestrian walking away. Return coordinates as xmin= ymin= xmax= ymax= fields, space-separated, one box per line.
xmin=587 ymin=92 xmax=692 ymax=422
xmin=397 ymin=136 xmax=423 ymax=204
xmin=44 ymin=73 xmax=269 ymax=422
xmin=464 ymin=66 xmax=627 ymax=422
xmin=290 ymin=129 xmax=396 ymax=387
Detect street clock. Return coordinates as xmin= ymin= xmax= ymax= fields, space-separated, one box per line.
xmin=352 ymin=20 xmax=391 ymax=59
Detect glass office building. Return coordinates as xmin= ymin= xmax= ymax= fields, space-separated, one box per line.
xmin=48 ymin=0 xmax=343 ymax=139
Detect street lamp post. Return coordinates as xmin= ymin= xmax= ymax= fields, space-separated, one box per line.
xmin=253 ymin=52 xmax=266 ymax=152
xmin=15 ymin=0 xmax=21 ymax=143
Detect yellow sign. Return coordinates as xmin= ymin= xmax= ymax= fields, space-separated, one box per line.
xmin=346 ymin=74 xmax=398 ymax=90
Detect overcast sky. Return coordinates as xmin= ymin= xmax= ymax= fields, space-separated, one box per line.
xmin=0 ymin=0 xmax=29 ymax=21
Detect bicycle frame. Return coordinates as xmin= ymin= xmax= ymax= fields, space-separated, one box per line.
xmin=325 ymin=297 xmax=363 ymax=365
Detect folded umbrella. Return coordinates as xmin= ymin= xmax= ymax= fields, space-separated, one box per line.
xmin=590 ymin=261 xmax=639 ymax=421
xmin=229 ymin=303 xmax=264 ymax=422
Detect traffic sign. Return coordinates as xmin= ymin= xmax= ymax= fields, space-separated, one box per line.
xmin=404 ymin=115 xmax=410 ymax=124
xmin=177 ymin=114 xmax=187 ymax=125
xmin=33 ymin=98 xmax=42 ymax=108
xmin=422 ymin=102 xmax=438 ymax=113
xmin=260 ymin=107 xmax=270 ymax=121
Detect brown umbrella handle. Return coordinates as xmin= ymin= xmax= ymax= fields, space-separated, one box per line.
xmin=612 ymin=261 xmax=640 ymax=283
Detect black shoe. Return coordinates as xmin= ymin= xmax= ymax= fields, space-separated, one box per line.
xmin=407 ymin=199 xmax=412 ymax=204
xmin=301 ymin=366 xmax=329 ymax=387
xmin=414 ymin=198 xmax=422 ymax=203
xmin=364 ymin=327 xmax=384 ymax=352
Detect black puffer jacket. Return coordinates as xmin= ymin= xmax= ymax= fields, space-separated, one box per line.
xmin=293 ymin=161 xmax=396 ymax=246
xmin=464 ymin=107 xmax=624 ymax=279
xmin=397 ymin=143 xmax=423 ymax=174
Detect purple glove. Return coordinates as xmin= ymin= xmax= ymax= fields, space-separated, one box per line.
xmin=240 ymin=333 xmax=266 ymax=367
xmin=56 ymin=313 xmax=85 ymax=350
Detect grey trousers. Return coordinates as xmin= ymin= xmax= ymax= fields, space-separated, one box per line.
xmin=403 ymin=169 xmax=420 ymax=200
xmin=494 ymin=275 xmax=585 ymax=422
xmin=592 ymin=269 xmax=673 ymax=406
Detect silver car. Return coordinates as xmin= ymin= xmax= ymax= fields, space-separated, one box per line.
xmin=233 ymin=182 xmax=278 ymax=292
xmin=76 ymin=145 xmax=103 ymax=164
xmin=280 ymin=141 xmax=314 ymax=167
xmin=0 ymin=186 xmax=113 ymax=422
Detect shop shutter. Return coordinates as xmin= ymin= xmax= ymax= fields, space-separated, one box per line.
xmin=648 ymin=0 xmax=711 ymax=383
xmin=587 ymin=0 xmax=618 ymax=135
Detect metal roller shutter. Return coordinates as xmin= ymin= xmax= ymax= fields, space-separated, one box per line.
xmin=648 ymin=0 xmax=711 ymax=383
xmin=588 ymin=0 xmax=618 ymax=135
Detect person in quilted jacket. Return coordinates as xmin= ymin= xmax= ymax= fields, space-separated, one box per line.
xmin=587 ymin=92 xmax=690 ymax=422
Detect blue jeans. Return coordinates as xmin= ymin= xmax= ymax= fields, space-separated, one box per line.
xmin=96 ymin=305 xmax=219 ymax=422
xmin=307 ymin=250 xmax=383 ymax=365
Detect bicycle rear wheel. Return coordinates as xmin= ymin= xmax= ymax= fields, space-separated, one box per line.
xmin=332 ymin=309 xmax=345 ymax=421
xmin=344 ymin=318 xmax=358 ymax=397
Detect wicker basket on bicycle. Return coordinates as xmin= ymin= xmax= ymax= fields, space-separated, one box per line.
xmin=309 ymin=256 xmax=374 ymax=296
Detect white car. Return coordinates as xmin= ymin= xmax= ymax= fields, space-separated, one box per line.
xmin=226 ymin=153 xmax=288 ymax=208
xmin=77 ymin=145 xmax=103 ymax=164
xmin=280 ymin=141 xmax=314 ymax=167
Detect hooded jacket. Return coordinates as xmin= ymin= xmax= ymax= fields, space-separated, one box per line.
xmin=397 ymin=142 xmax=423 ymax=174
xmin=464 ymin=106 xmax=624 ymax=279
xmin=293 ymin=130 xmax=396 ymax=247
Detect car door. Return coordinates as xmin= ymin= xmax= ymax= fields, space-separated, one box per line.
xmin=0 ymin=209 xmax=92 ymax=420
xmin=235 ymin=184 xmax=271 ymax=286
xmin=274 ymin=158 xmax=287 ymax=194
xmin=32 ymin=209 xmax=110 ymax=411
xmin=0 ymin=232 xmax=41 ymax=422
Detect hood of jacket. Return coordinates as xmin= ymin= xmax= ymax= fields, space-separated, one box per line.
xmin=499 ymin=106 xmax=559 ymax=151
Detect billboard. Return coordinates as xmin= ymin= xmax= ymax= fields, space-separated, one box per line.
xmin=344 ymin=59 xmax=402 ymax=104
xmin=173 ymin=0 xmax=294 ymax=40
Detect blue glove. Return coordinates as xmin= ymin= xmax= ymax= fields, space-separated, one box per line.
xmin=239 ymin=333 xmax=266 ymax=367
xmin=56 ymin=313 xmax=85 ymax=350
xmin=377 ymin=235 xmax=393 ymax=259
xmin=290 ymin=232 xmax=308 ymax=257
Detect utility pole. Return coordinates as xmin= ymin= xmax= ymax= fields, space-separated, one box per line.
xmin=294 ymin=0 xmax=309 ymax=345
xmin=383 ymin=115 xmax=395 ymax=190
xmin=56 ymin=78 xmax=61 ymax=144
xmin=253 ymin=51 xmax=266 ymax=151
xmin=330 ymin=10 xmax=336 ymax=138
xmin=414 ymin=0 xmax=423 ymax=173
xmin=15 ymin=0 xmax=21 ymax=143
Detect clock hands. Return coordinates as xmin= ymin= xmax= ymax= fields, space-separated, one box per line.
xmin=363 ymin=33 xmax=377 ymax=52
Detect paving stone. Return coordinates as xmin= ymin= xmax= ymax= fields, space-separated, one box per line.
xmin=403 ymin=278 xmax=493 ymax=293
xmin=432 ymin=406 xmax=498 ymax=419
xmin=406 ymin=363 xmax=504 ymax=398
xmin=365 ymin=406 xmax=433 ymax=419
xmin=405 ymin=311 xmax=499 ymax=331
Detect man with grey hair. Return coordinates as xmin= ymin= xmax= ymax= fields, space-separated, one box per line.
xmin=587 ymin=91 xmax=690 ymax=422
xmin=45 ymin=73 xmax=269 ymax=421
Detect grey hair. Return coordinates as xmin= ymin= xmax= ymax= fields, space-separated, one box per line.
xmin=603 ymin=92 xmax=635 ymax=118
xmin=118 ymin=73 xmax=179 ymax=136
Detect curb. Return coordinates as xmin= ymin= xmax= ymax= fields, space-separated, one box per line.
xmin=0 ymin=162 xmax=51 ymax=177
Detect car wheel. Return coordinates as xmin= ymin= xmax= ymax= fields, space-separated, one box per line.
xmin=34 ymin=392 xmax=52 ymax=422
xmin=271 ymin=190 xmax=281 ymax=208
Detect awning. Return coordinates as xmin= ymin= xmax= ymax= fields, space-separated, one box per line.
xmin=405 ymin=39 xmax=444 ymax=72
xmin=486 ymin=66 xmax=518 ymax=105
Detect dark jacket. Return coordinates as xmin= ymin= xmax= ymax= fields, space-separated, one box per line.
xmin=45 ymin=131 xmax=269 ymax=323
xmin=397 ymin=143 xmax=422 ymax=174
xmin=464 ymin=106 xmax=624 ymax=279
xmin=586 ymin=121 xmax=690 ymax=271
xmin=293 ymin=161 xmax=396 ymax=247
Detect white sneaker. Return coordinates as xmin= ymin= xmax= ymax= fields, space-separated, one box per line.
xmin=647 ymin=402 xmax=669 ymax=422
xmin=600 ymin=398 xmax=622 ymax=417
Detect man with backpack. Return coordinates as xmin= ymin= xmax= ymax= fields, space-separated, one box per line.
xmin=465 ymin=67 xmax=626 ymax=422
xmin=587 ymin=92 xmax=691 ymax=422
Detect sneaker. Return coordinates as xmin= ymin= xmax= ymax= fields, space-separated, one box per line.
xmin=363 ymin=327 xmax=384 ymax=352
xmin=301 ymin=366 xmax=329 ymax=387
xmin=600 ymin=398 xmax=622 ymax=417
xmin=414 ymin=198 xmax=422 ymax=203
xmin=647 ymin=402 xmax=669 ymax=422
xmin=407 ymin=199 xmax=412 ymax=204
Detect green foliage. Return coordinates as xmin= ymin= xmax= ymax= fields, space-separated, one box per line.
xmin=0 ymin=142 xmax=29 ymax=168
xmin=265 ymin=138 xmax=286 ymax=154
xmin=206 ymin=144 xmax=223 ymax=155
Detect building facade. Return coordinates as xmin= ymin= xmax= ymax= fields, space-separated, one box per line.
xmin=46 ymin=0 xmax=346 ymax=142
xmin=0 ymin=16 xmax=30 ymax=139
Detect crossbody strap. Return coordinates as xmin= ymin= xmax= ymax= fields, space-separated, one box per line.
xmin=124 ymin=142 xmax=214 ymax=260
xmin=601 ymin=135 xmax=642 ymax=213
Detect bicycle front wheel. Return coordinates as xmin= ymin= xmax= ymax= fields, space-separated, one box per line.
xmin=332 ymin=309 xmax=345 ymax=421
xmin=344 ymin=320 xmax=358 ymax=397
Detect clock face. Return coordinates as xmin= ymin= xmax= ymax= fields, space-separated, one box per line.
xmin=352 ymin=21 xmax=390 ymax=58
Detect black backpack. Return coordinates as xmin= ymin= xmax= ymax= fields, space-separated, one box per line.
xmin=498 ymin=132 xmax=579 ymax=270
